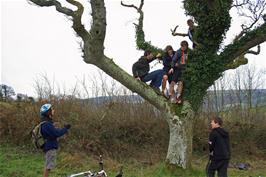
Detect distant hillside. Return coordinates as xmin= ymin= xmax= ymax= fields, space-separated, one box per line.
xmin=85 ymin=89 xmax=266 ymax=110
xmin=203 ymin=89 xmax=266 ymax=110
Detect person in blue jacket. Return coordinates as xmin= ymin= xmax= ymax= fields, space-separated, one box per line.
xmin=40 ymin=103 xmax=71 ymax=177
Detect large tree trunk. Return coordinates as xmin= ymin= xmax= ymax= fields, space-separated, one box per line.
xmin=93 ymin=56 xmax=195 ymax=168
xmin=164 ymin=102 xmax=194 ymax=169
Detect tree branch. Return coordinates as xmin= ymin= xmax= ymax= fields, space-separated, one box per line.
xmin=84 ymin=0 xmax=107 ymax=62
xmin=66 ymin=0 xmax=88 ymax=40
xmin=170 ymin=25 xmax=187 ymax=37
xmin=29 ymin=0 xmax=74 ymax=16
xmin=121 ymin=0 xmax=163 ymax=54
xmin=120 ymin=1 xmax=139 ymax=11
xmin=226 ymin=55 xmax=248 ymax=69
xmin=29 ymin=0 xmax=89 ymax=46
xmin=220 ymin=22 xmax=266 ymax=71
xmin=231 ymin=0 xmax=250 ymax=8
xmin=233 ymin=0 xmax=266 ymax=36
xmin=246 ymin=45 xmax=261 ymax=55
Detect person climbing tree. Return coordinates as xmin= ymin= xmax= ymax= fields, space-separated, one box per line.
xmin=168 ymin=40 xmax=189 ymax=104
xmin=132 ymin=49 xmax=164 ymax=90
xmin=171 ymin=19 xmax=198 ymax=49
xmin=161 ymin=45 xmax=176 ymax=97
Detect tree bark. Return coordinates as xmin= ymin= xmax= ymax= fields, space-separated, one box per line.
xmin=163 ymin=102 xmax=194 ymax=168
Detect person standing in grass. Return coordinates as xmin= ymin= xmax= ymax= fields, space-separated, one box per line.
xmin=207 ymin=116 xmax=230 ymax=177
xmin=39 ymin=103 xmax=71 ymax=177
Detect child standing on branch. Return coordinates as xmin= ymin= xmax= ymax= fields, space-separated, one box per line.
xmin=161 ymin=45 xmax=176 ymax=97
xmin=168 ymin=41 xmax=189 ymax=104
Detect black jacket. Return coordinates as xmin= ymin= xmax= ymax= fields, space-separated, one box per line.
xmin=132 ymin=56 xmax=155 ymax=78
xmin=209 ymin=127 xmax=230 ymax=160
xmin=163 ymin=51 xmax=175 ymax=71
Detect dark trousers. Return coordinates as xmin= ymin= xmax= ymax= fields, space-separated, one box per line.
xmin=207 ymin=159 xmax=229 ymax=177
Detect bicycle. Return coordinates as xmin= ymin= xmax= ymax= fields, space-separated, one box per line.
xmin=67 ymin=155 xmax=123 ymax=177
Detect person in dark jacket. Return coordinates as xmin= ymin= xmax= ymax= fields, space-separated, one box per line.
xmin=40 ymin=103 xmax=71 ymax=177
xmin=161 ymin=45 xmax=176 ymax=97
xmin=207 ymin=116 xmax=230 ymax=177
xmin=132 ymin=50 xmax=164 ymax=89
xmin=168 ymin=41 xmax=189 ymax=103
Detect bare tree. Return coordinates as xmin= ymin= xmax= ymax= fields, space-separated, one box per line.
xmin=28 ymin=0 xmax=266 ymax=168
xmin=0 ymin=84 xmax=15 ymax=101
xmin=242 ymin=64 xmax=266 ymax=108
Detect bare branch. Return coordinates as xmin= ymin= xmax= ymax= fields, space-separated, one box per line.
xmin=233 ymin=0 xmax=266 ymax=35
xmin=246 ymin=45 xmax=261 ymax=55
xmin=232 ymin=0 xmax=250 ymax=8
xmin=221 ymin=22 xmax=266 ymax=70
xmin=121 ymin=0 xmax=163 ymax=53
xmin=66 ymin=0 xmax=88 ymax=40
xmin=29 ymin=0 xmax=89 ymax=41
xmin=29 ymin=0 xmax=74 ymax=15
xmin=170 ymin=25 xmax=183 ymax=36
xmin=120 ymin=1 xmax=139 ymax=11
xmin=121 ymin=0 xmax=144 ymax=12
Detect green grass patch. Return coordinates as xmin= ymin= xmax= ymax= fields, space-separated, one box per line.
xmin=0 ymin=144 xmax=265 ymax=177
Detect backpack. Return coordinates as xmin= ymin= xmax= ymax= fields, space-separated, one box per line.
xmin=31 ymin=121 xmax=46 ymax=149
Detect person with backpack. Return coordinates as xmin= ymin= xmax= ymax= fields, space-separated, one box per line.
xmin=132 ymin=49 xmax=164 ymax=90
xmin=168 ymin=40 xmax=189 ymax=104
xmin=207 ymin=116 xmax=230 ymax=177
xmin=171 ymin=19 xmax=198 ymax=49
xmin=39 ymin=103 xmax=71 ymax=177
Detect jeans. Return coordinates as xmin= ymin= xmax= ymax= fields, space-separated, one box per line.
xmin=142 ymin=69 xmax=164 ymax=88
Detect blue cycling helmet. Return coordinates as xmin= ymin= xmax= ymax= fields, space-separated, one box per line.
xmin=40 ymin=103 xmax=52 ymax=115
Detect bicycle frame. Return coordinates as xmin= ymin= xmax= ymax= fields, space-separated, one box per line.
xmin=68 ymin=170 xmax=107 ymax=177
xmin=67 ymin=155 xmax=121 ymax=177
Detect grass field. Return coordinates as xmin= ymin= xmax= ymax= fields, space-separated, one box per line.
xmin=1 ymin=145 xmax=265 ymax=177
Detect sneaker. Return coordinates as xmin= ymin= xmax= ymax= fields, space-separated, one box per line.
xmin=176 ymin=95 xmax=182 ymax=104
xmin=162 ymin=89 xmax=169 ymax=98
xmin=170 ymin=97 xmax=176 ymax=103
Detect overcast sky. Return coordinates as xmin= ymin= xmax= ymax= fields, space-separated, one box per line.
xmin=1 ymin=0 xmax=266 ymax=97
